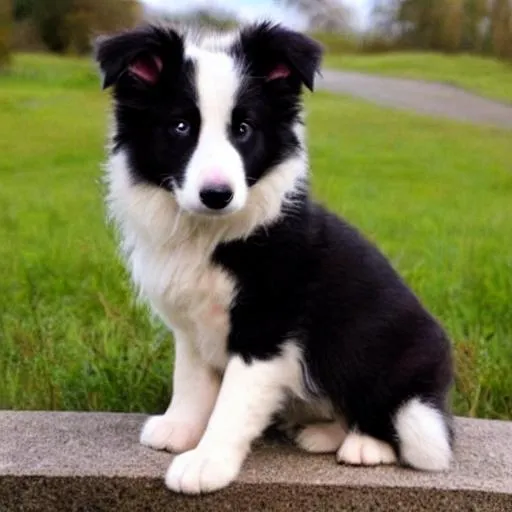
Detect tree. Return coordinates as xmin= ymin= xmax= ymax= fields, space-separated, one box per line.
xmin=435 ymin=0 xmax=465 ymax=52
xmin=369 ymin=0 xmax=512 ymax=58
xmin=66 ymin=0 xmax=141 ymax=54
xmin=14 ymin=0 xmax=33 ymax=20
xmin=490 ymin=0 xmax=512 ymax=58
xmin=13 ymin=0 xmax=73 ymax=53
xmin=12 ymin=0 xmax=142 ymax=54
xmin=461 ymin=0 xmax=488 ymax=51
xmin=0 ymin=0 xmax=12 ymax=68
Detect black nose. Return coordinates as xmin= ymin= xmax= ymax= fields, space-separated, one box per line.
xmin=199 ymin=185 xmax=234 ymax=210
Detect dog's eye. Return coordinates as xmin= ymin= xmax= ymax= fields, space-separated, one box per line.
xmin=233 ymin=121 xmax=253 ymax=143
xmin=170 ymin=119 xmax=191 ymax=137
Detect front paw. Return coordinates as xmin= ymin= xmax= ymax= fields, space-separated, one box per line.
xmin=140 ymin=415 xmax=204 ymax=454
xmin=165 ymin=447 xmax=243 ymax=494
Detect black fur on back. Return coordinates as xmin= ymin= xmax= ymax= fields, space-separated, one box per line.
xmin=214 ymin=196 xmax=454 ymax=446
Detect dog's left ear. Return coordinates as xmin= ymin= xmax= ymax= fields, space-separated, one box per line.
xmin=93 ymin=25 xmax=183 ymax=90
xmin=238 ymin=21 xmax=323 ymax=91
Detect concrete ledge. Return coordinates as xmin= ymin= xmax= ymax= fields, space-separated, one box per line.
xmin=1 ymin=412 xmax=511 ymax=511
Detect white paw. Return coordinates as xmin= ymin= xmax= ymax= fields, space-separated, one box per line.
xmin=140 ymin=415 xmax=204 ymax=453
xmin=296 ymin=422 xmax=347 ymax=453
xmin=165 ymin=447 xmax=243 ymax=494
xmin=337 ymin=432 xmax=397 ymax=466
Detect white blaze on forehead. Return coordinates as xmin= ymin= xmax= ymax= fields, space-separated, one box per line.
xmin=175 ymin=43 xmax=248 ymax=215
xmin=185 ymin=44 xmax=241 ymax=127
xmin=197 ymin=31 xmax=239 ymax=53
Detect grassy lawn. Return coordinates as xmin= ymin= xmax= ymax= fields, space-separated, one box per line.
xmin=1 ymin=54 xmax=511 ymax=419
xmin=324 ymin=52 xmax=512 ymax=104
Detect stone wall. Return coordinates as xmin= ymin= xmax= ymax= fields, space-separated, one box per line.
xmin=1 ymin=411 xmax=511 ymax=511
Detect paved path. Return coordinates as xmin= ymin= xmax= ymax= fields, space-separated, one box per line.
xmin=317 ymin=69 xmax=512 ymax=129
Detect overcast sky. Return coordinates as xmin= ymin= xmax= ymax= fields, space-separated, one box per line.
xmin=141 ymin=0 xmax=374 ymax=29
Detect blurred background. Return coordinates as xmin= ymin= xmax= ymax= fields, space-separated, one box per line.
xmin=2 ymin=0 xmax=512 ymax=60
xmin=0 ymin=1 xmax=511 ymax=421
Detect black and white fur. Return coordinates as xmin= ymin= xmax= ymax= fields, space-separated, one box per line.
xmin=95 ymin=22 xmax=454 ymax=495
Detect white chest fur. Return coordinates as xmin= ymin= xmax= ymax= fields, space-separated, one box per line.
xmin=130 ymin=236 xmax=235 ymax=371
xmin=106 ymin=151 xmax=237 ymax=371
xmin=106 ymin=148 xmax=306 ymax=371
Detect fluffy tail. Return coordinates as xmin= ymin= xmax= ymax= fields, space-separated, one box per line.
xmin=395 ymin=398 xmax=453 ymax=471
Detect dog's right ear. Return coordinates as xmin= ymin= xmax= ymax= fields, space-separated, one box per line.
xmin=94 ymin=25 xmax=184 ymax=90
xmin=239 ymin=21 xmax=323 ymax=92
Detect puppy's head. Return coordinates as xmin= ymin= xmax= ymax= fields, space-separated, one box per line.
xmin=95 ymin=22 xmax=322 ymax=218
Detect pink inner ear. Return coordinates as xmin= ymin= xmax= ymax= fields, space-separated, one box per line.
xmin=267 ymin=64 xmax=290 ymax=82
xmin=129 ymin=55 xmax=163 ymax=84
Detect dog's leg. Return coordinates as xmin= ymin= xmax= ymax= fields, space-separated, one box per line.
xmin=296 ymin=421 xmax=347 ymax=453
xmin=140 ymin=334 xmax=221 ymax=453
xmin=165 ymin=344 xmax=301 ymax=494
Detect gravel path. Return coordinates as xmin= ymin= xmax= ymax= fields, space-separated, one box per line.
xmin=317 ymin=69 xmax=512 ymax=129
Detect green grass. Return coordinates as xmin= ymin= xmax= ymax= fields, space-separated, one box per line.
xmin=1 ymin=54 xmax=511 ymax=419
xmin=324 ymin=52 xmax=512 ymax=104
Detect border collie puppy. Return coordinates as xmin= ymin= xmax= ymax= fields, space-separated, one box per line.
xmin=95 ymin=22 xmax=454 ymax=495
